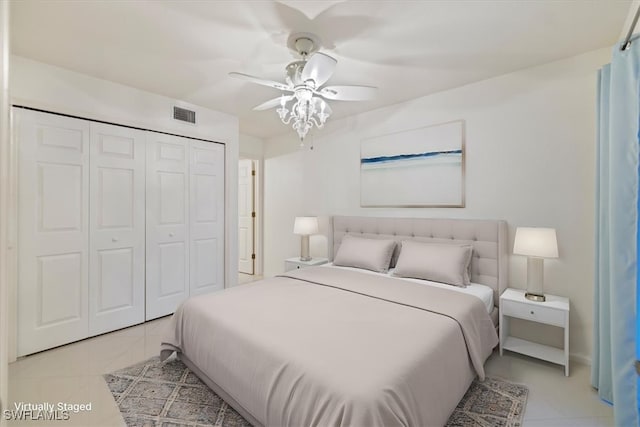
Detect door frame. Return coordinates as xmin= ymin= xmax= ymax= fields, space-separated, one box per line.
xmin=239 ymin=157 xmax=263 ymax=276
xmin=254 ymin=159 xmax=263 ymax=276
xmin=238 ymin=158 xmax=254 ymax=275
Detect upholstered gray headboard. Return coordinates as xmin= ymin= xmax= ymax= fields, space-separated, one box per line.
xmin=330 ymin=216 xmax=508 ymax=307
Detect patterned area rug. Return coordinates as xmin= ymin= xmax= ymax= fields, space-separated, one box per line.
xmin=445 ymin=377 xmax=528 ymax=427
xmin=104 ymin=356 xmax=528 ymax=427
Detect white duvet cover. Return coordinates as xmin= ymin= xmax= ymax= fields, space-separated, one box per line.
xmin=161 ymin=266 xmax=499 ymax=427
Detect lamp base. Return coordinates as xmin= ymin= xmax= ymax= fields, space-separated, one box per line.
xmin=525 ymin=257 xmax=546 ymax=302
xmin=525 ymin=292 xmax=546 ymax=302
xmin=299 ymin=235 xmax=311 ymax=262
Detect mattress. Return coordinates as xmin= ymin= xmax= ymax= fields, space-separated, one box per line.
xmin=161 ymin=266 xmax=498 ymax=426
xmin=322 ymin=263 xmax=496 ymax=313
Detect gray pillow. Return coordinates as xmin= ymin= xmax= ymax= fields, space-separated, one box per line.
xmin=393 ymin=241 xmax=473 ymax=287
xmin=333 ymin=235 xmax=396 ymax=273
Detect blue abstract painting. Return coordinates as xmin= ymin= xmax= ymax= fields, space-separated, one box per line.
xmin=360 ymin=120 xmax=464 ymax=207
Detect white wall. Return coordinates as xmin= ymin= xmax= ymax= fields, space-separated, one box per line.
xmin=0 ymin=0 xmax=10 ymax=410
xmin=264 ymin=146 xmax=306 ymax=274
xmin=240 ymin=133 xmax=264 ymax=159
xmin=620 ymin=0 xmax=640 ymax=41
xmin=9 ymin=55 xmax=240 ymax=357
xmin=264 ymin=47 xmax=611 ymax=363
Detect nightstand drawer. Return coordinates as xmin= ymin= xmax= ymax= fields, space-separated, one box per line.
xmin=502 ymin=300 xmax=565 ymax=326
xmin=284 ymin=258 xmax=328 ymax=272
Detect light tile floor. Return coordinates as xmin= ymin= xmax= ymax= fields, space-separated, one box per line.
xmin=7 ymin=318 xmax=170 ymax=426
xmin=7 ymin=288 xmax=613 ymax=427
xmin=484 ymin=353 xmax=613 ymax=426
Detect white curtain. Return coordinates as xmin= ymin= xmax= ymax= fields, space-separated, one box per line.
xmin=592 ymin=39 xmax=640 ymax=426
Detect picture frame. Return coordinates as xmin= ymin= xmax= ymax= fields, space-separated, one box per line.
xmin=360 ymin=120 xmax=465 ymax=207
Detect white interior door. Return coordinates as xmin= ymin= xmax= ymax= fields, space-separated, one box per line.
xmin=88 ymin=122 xmax=146 ymax=335
xmin=145 ymin=132 xmax=189 ymax=320
xmin=238 ymin=159 xmax=254 ymax=274
xmin=189 ymin=141 xmax=225 ymax=296
xmin=17 ymin=108 xmax=90 ymax=356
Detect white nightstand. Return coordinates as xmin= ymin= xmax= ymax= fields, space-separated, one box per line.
xmin=500 ymin=288 xmax=570 ymax=376
xmin=284 ymin=257 xmax=329 ymax=272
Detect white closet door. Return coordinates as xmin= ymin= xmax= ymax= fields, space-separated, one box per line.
xmin=145 ymin=132 xmax=189 ymax=320
xmin=189 ymin=141 xmax=225 ymax=296
xmin=88 ymin=122 xmax=146 ymax=335
xmin=17 ymin=109 xmax=90 ymax=356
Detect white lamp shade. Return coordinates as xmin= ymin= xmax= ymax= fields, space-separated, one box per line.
xmin=293 ymin=216 xmax=319 ymax=235
xmin=513 ymin=227 xmax=558 ymax=258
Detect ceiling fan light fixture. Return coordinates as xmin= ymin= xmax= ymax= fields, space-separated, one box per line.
xmin=277 ymin=94 xmax=331 ymax=141
xmin=295 ymin=87 xmax=313 ymax=101
xmin=230 ymin=32 xmax=376 ymax=143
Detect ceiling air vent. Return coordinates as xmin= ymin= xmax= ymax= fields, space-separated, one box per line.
xmin=173 ymin=106 xmax=196 ymax=124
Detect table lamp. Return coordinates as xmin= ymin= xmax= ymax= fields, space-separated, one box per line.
xmin=513 ymin=227 xmax=558 ymax=302
xmin=293 ymin=216 xmax=318 ymax=261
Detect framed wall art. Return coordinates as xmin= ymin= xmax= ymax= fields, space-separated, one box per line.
xmin=360 ymin=120 xmax=465 ymax=207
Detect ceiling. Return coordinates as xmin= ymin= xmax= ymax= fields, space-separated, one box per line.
xmin=10 ymin=0 xmax=632 ymax=139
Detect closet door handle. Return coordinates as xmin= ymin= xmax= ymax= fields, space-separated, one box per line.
xmin=112 ymin=237 xmax=118 ymax=242
xmin=169 ymin=232 xmax=175 ymax=237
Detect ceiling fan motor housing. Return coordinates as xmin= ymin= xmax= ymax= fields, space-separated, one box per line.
xmin=286 ymin=32 xmax=322 ymax=58
xmin=294 ymin=37 xmax=314 ymax=57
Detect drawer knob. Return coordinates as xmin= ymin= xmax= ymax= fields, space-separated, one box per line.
xmin=530 ymin=310 xmax=534 ymax=315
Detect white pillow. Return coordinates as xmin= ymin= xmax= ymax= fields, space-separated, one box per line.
xmin=333 ymin=235 xmax=396 ymax=273
xmin=393 ymin=241 xmax=473 ymax=287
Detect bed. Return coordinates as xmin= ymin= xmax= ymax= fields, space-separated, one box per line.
xmin=161 ymin=216 xmax=508 ymax=426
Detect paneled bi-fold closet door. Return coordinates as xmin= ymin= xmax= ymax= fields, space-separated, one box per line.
xmin=17 ymin=107 xmax=226 ymax=355
xmin=189 ymin=140 xmax=225 ymax=297
xmin=17 ymin=109 xmax=90 ymax=356
xmin=88 ymin=122 xmax=146 ymax=335
xmin=145 ymin=132 xmax=189 ymax=320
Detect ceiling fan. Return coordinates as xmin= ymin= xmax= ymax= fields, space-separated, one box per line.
xmin=229 ymin=32 xmax=377 ymax=142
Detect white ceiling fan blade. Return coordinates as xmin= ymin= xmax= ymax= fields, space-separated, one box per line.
xmin=301 ymin=52 xmax=337 ymax=87
xmin=318 ymin=85 xmax=377 ymax=101
xmin=253 ymin=95 xmax=293 ymax=111
xmin=229 ymin=72 xmax=292 ymax=92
